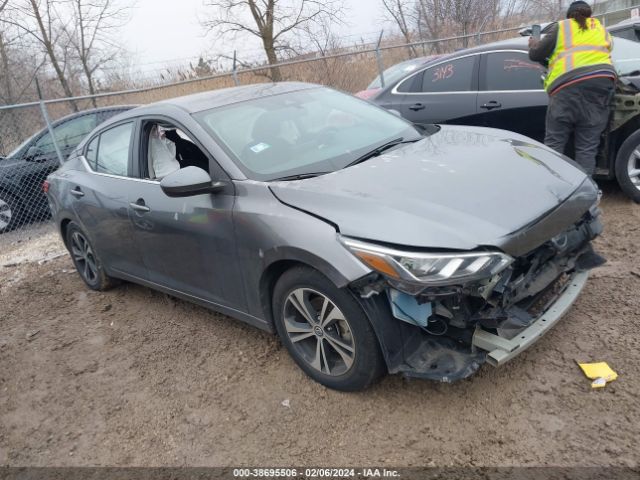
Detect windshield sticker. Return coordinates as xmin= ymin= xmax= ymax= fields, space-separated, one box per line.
xmin=250 ymin=142 xmax=271 ymax=153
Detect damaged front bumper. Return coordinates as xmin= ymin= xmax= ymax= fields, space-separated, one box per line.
xmin=472 ymin=270 xmax=589 ymax=366
xmin=352 ymin=205 xmax=603 ymax=383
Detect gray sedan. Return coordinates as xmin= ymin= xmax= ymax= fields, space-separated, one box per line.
xmin=46 ymin=82 xmax=604 ymax=391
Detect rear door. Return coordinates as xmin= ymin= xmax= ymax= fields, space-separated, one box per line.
xmin=394 ymin=54 xmax=482 ymax=126
xmin=477 ymin=51 xmax=548 ymax=142
xmin=69 ymin=121 xmax=147 ymax=278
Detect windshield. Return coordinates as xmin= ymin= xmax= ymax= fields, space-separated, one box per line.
xmin=367 ymin=59 xmax=426 ymax=89
xmin=194 ymin=87 xmax=421 ymax=181
xmin=613 ymin=37 xmax=640 ymax=75
xmin=5 ymin=133 xmax=38 ymax=159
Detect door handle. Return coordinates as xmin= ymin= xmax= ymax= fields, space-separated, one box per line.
xmin=481 ymin=101 xmax=502 ymax=110
xmin=409 ymin=103 xmax=426 ymax=111
xmin=70 ymin=187 xmax=84 ymax=198
xmin=129 ymin=199 xmax=151 ymax=213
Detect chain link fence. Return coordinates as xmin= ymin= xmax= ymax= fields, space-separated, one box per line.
xmin=0 ymin=5 xmax=638 ymax=237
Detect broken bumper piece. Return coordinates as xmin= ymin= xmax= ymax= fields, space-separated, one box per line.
xmin=472 ymin=270 xmax=589 ymax=366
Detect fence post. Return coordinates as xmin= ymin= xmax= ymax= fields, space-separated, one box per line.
xmin=375 ymin=30 xmax=385 ymax=88
xmin=232 ymin=50 xmax=240 ymax=86
xmin=35 ymin=78 xmax=64 ymax=166
xmin=476 ymin=17 xmax=488 ymax=46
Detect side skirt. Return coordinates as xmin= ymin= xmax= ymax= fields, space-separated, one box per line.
xmin=111 ymin=270 xmax=274 ymax=334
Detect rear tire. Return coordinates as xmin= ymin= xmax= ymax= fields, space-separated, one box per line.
xmin=272 ymin=266 xmax=385 ymax=391
xmin=0 ymin=190 xmax=20 ymax=234
xmin=65 ymin=222 xmax=118 ymax=291
xmin=615 ymin=129 xmax=640 ymax=203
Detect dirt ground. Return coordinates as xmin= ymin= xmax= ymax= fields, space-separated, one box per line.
xmin=0 ymin=185 xmax=639 ymax=468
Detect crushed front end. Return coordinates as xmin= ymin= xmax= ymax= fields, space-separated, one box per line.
xmin=344 ymin=201 xmax=604 ymax=383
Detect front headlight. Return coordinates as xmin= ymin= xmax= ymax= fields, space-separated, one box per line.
xmin=341 ymin=237 xmax=513 ymax=286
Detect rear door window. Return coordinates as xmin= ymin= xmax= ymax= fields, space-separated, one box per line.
xmin=483 ymin=52 xmax=545 ymax=91
xmin=419 ymin=56 xmax=477 ymax=93
xmin=85 ymin=122 xmax=134 ymax=176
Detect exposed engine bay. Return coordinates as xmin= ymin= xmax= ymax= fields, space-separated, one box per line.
xmin=352 ymin=206 xmax=605 ymax=382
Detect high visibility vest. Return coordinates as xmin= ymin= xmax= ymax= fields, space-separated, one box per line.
xmin=544 ymin=18 xmax=613 ymax=92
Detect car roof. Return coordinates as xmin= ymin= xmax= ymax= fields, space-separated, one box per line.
xmin=609 ymin=17 xmax=640 ymax=30
xmin=142 ymin=82 xmax=319 ymax=114
xmin=51 ymin=105 xmax=136 ymax=126
xmin=411 ymin=37 xmax=530 ymax=69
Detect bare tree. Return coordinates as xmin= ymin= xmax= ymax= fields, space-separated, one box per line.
xmin=380 ymin=0 xmax=418 ymax=57
xmin=415 ymin=0 xmax=448 ymax=53
xmin=62 ymin=0 xmax=130 ymax=106
xmin=2 ymin=0 xmax=78 ymax=109
xmin=0 ymin=0 xmax=46 ymax=104
xmin=450 ymin=0 xmax=500 ymax=47
xmin=526 ymin=0 xmax=564 ymax=20
xmin=415 ymin=0 xmax=504 ymax=51
xmin=201 ymin=0 xmax=345 ymax=81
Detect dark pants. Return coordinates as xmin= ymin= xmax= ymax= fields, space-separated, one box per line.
xmin=544 ymin=77 xmax=615 ymax=176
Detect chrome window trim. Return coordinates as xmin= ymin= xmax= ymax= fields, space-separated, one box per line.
xmin=79 ymin=154 xmax=160 ymax=184
xmin=481 ymin=89 xmax=546 ymax=93
xmin=391 ymin=49 xmax=545 ymax=95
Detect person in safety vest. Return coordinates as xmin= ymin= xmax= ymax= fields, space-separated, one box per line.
xmin=529 ymin=1 xmax=616 ymax=176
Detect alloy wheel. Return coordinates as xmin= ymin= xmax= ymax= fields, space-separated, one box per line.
xmin=628 ymin=148 xmax=640 ymax=191
xmin=0 ymin=198 xmax=12 ymax=230
xmin=283 ymin=288 xmax=355 ymax=376
xmin=70 ymin=231 xmax=98 ymax=284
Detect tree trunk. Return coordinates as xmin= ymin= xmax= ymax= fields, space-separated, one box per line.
xmin=29 ymin=0 xmax=78 ymax=111
xmin=262 ymin=37 xmax=282 ymax=82
xmin=0 ymin=32 xmax=19 ymax=155
xmin=82 ymin=61 xmax=97 ymax=108
xmin=0 ymin=32 xmax=15 ymax=102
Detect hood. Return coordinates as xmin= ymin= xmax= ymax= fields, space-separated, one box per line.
xmin=0 ymin=156 xmax=24 ymax=170
xmin=270 ymin=125 xmax=595 ymax=255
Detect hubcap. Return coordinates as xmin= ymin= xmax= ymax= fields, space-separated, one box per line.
xmin=0 ymin=198 xmax=12 ymax=230
xmin=70 ymin=231 xmax=98 ymax=283
xmin=628 ymin=149 xmax=640 ymax=191
xmin=283 ymin=288 xmax=355 ymax=376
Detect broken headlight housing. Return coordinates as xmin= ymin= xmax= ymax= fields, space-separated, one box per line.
xmin=341 ymin=237 xmax=514 ymax=287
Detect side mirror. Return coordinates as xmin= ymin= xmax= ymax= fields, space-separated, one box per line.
xmin=26 ymin=146 xmax=45 ymax=161
xmin=160 ymin=166 xmax=225 ymax=198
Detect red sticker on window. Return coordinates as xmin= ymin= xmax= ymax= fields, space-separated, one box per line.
xmin=432 ymin=64 xmax=454 ymax=82
xmin=503 ymin=59 xmax=545 ymax=72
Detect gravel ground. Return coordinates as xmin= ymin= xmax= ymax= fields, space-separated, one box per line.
xmin=0 ymin=186 xmax=638 ymax=468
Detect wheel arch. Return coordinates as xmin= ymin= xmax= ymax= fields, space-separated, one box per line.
xmin=59 ymin=217 xmax=73 ymax=248
xmin=612 ymin=115 xmax=640 ymax=161
xmin=258 ymin=248 xmax=354 ymax=327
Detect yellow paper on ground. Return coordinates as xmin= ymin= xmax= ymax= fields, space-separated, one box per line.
xmin=578 ymin=362 xmax=618 ymax=388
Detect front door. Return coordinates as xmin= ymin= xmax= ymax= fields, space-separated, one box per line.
xmin=395 ymin=55 xmax=483 ymax=127
xmin=126 ymin=119 xmax=245 ymax=310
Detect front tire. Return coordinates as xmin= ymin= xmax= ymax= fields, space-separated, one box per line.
xmin=272 ymin=266 xmax=385 ymax=391
xmin=615 ymin=130 xmax=640 ymax=203
xmin=65 ymin=222 xmax=118 ymax=291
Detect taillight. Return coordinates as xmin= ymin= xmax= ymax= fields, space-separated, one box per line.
xmin=42 ymin=180 xmax=50 ymax=193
